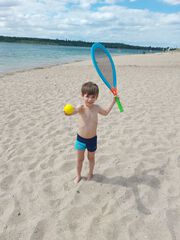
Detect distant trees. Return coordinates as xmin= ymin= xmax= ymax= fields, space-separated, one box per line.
xmin=0 ymin=35 xmax=171 ymax=51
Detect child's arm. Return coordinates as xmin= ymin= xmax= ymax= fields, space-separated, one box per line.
xmin=64 ymin=104 xmax=83 ymax=116
xmin=98 ymin=97 xmax=116 ymax=116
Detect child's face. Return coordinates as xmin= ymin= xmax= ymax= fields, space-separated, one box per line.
xmin=82 ymin=94 xmax=98 ymax=107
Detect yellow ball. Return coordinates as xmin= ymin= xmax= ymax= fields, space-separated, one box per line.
xmin=64 ymin=104 xmax=74 ymax=115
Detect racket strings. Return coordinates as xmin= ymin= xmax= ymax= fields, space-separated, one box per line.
xmin=94 ymin=48 xmax=114 ymax=88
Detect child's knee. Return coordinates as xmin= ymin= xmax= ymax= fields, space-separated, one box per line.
xmin=78 ymin=157 xmax=84 ymax=162
xmin=88 ymin=154 xmax=95 ymax=161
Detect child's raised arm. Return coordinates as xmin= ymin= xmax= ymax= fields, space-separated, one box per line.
xmin=97 ymin=97 xmax=116 ymax=116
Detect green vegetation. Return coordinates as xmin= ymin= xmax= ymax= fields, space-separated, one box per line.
xmin=0 ymin=35 xmax=174 ymax=51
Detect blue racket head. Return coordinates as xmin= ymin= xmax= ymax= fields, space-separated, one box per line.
xmin=91 ymin=42 xmax=117 ymax=90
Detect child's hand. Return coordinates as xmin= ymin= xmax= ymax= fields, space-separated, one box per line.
xmin=64 ymin=104 xmax=84 ymax=115
xmin=64 ymin=111 xmax=70 ymax=116
xmin=112 ymin=97 xmax=115 ymax=103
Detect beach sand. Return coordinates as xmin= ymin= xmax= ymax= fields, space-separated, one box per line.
xmin=0 ymin=51 xmax=180 ymax=240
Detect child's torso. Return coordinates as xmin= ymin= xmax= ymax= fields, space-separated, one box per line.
xmin=78 ymin=105 xmax=98 ymax=138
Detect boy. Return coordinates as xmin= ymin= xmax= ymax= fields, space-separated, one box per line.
xmin=64 ymin=81 xmax=117 ymax=183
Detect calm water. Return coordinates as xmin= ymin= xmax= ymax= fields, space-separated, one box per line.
xmin=0 ymin=42 xmax=153 ymax=73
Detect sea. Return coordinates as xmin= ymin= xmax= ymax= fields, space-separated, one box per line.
xmin=0 ymin=42 xmax=156 ymax=74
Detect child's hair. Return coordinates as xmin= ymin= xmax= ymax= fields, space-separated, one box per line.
xmin=81 ymin=82 xmax=99 ymax=97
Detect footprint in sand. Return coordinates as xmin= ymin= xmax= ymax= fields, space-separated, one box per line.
xmin=59 ymin=161 xmax=74 ymax=172
xmin=43 ymin=183 xmax=54 ymax=196
xmin=0 ymin=175 xmax=13 ymax=191
xmin=28 ymin=160 xmax=40 ymax=171
xmin=166 ymin=208 xmax=180 ymax=240
xmin=30 ymin=220 xmax=47 ymax=240
xmin=8 ymin=118 xmax=21 ymax=128
xmin=48 ymin=153 xmax=58 ymax=166
xmin=0 ymin=164 xmax=8 ymax=175
xmin=96 ymin=154 xmax=111 ymax=166
xmin=7 ymin=113 xmax=16 ymax=120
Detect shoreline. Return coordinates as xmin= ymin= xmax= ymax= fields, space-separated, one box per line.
xmin=0 ymin=50 xmax=175 ymax=77
xmin=0 ymin=58 xmax=88 ymax=77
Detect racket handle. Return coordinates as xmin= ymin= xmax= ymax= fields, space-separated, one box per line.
xmin=115 ymin=96 xmax=124 ymax=112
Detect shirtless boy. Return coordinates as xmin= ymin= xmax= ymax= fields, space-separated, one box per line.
xmin=64 ymin=82 xmax=116 ymax=183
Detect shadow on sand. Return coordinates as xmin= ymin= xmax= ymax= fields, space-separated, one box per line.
xmin=93 ymin=164 xmax=166 ymax=215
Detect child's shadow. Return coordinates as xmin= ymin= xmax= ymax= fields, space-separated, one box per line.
xmin=93 ymin=164 xmax=166 ymax=215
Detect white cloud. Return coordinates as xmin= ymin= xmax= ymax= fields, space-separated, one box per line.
xmin=0 ymin=0 xmax=180 ymax=47
xmin=0 ymin=0 xmax=20 ymax=8
xmin=105 ymin=0 xmax=123 ymax=3
xmin=162 ymin=0 xmax=180 ymax=5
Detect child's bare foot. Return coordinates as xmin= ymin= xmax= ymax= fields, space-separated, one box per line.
xmin=74 ymin=176 xmax=82 ymax=184
xmin=87 ymin=173 xmax=93 ymax=181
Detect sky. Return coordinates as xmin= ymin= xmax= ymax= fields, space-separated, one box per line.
xmin=0 ymin=0 xmax=180 ymax=47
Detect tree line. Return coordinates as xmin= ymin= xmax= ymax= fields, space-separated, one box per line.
xmin=0 ymin=35 xmax=173 ymax=51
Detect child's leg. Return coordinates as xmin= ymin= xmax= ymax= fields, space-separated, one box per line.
xmin=75 ymin=150 xmax=85 ymax=183
xmin=87 ymin=151 xmax=95 ymax=180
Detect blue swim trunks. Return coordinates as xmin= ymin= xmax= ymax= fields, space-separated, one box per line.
xmin=75 ymin=134 xmax=97 ymax=152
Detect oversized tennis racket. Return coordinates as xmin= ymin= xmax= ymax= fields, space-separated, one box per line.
xmin=91 ymin=43 xmax=123 ymax=112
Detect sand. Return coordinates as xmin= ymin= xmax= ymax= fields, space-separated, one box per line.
xmin=0 ymin=51 xmax=180 ymax=240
